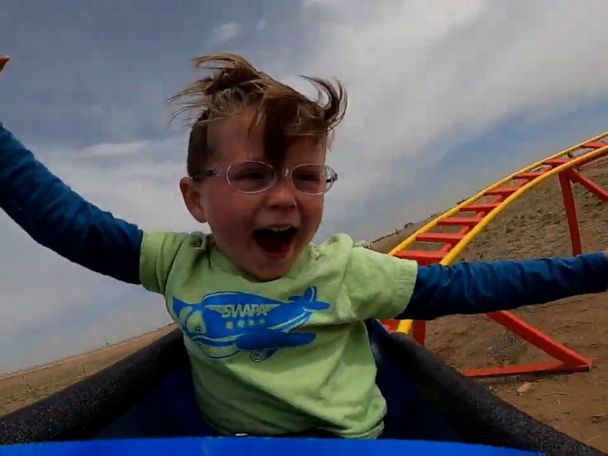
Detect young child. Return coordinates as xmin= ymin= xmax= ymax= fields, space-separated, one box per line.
xmin=0 ymin=54 xmax=607 ymax=439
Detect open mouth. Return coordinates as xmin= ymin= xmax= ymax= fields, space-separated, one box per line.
xmin=252 ymin=226 xmax=298 ymax=256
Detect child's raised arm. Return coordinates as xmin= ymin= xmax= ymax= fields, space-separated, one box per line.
xmin=0 ymin=56 xmax=142 ymax=284
xmin=400 ymin=253 xmax=608 ymax=320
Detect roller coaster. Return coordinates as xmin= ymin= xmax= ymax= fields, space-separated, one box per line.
xmin=383 ymin=130 xmax=608 ymax=379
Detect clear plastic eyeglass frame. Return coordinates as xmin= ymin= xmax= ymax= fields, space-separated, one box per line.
xmin=191 ymin=160 xmax=339 ymax=195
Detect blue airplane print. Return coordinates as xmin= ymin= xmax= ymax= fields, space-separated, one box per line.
xmin=171 ymin=286 xmax=330 ymax=361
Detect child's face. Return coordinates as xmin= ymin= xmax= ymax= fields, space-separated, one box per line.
xmin=181 ymin=108 xmax=327 ymax=280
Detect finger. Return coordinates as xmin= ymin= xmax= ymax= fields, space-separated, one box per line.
xmin=0 ymin=56 xmax=10 ymax=73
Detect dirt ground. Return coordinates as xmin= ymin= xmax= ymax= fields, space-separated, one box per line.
xmin=373 ymin=160 xmax=608 ymax=453
xmin=0 ymin=325 xmax=175 ymax=417
xmin=426 ymin=296 xmax=608 ymax=452
xmin=1 ymin=156 xmax=607 ymax=452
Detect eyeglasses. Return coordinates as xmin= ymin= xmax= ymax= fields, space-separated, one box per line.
xmin=191 ymin=161 xmax=338 ymax=195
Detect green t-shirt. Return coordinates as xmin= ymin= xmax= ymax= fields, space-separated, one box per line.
xmin=140 ymin=232 xmax=418 ymax=438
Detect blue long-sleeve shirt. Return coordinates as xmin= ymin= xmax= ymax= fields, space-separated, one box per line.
xmin=1 ymin=123 xmax=607 ymax=320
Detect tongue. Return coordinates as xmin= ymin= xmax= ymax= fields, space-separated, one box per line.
xmin=253 ymin=229 xmax=292 ymax=254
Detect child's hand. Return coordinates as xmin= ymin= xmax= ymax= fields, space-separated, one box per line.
xmin=0 ymin=56 xmax=10 ymax=74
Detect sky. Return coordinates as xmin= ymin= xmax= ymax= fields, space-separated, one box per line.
xmin=2 ymin=0 xmax=608 ymax=373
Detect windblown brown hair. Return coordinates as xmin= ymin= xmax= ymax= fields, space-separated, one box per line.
xmin=170 ymin=53 xmax=347 ymax=176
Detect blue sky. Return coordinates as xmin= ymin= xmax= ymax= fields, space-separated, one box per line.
xmin=2 ymin=0 xmax=608 ymax=372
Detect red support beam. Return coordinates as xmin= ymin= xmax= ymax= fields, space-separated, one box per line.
xmin=485 ymin=186 xmax=521 ymax=196
xmin=488 ymin=311 xmax=592 ymax=367
xmin=515 ymin=172 xmax=544 ymax=180
xmin=463 ymin=361 xmax=589 ymax=378
xmin=462 ymin=202 xmax=500 ymax=212
xmin=415 ymin=232 xmax=464 ymax=244
xmin=544 ymin=157 xmax=570 ymax=166
xmin=568 ymin=169 xmax=608 ymax=203
xmin=437 ymin=216 xmax=483 ymax=227
xmin=558 ymin=171 xmax=583 ymax=255
xmin=394 ymin=250 xmax=446 ymax=265
xmin=582 ymin=141 xmax=608 ymax=149
xmin=412 ymin=320 xmax=426 ymax=344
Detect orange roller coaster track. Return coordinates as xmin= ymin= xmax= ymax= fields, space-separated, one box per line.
xmin=384 ymin=130 xmax=608 ymax=378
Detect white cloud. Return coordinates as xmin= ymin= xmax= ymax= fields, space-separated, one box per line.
xmin=279 ymin=0 xmax=608 ymax=239
xmin=45 ymin=137 xmax=202 ymax=232
xmin=256 ymin=18 xmax=267 ymax=31
xmin=211 ymin=22 xmax=243 ymax=45
xmin=82 ymin=140 xmax=149 ymax=158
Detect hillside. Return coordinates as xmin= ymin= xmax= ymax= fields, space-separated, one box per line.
xmin=1 ymin=161 xmax=607 ymax=452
